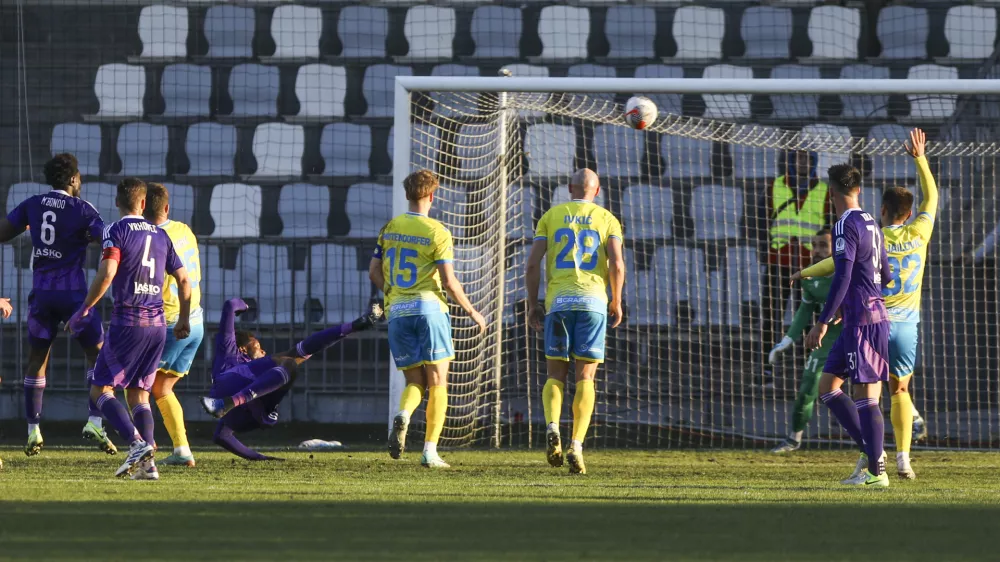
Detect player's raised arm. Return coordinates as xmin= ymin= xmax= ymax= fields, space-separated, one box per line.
xmin=525 ymin=239 xmax=547 ymax=332
xmin=905 ymin=128 xmax=939 ymax=220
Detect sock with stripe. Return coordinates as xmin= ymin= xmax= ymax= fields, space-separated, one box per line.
xmin=131 ymin=402 xmax=155 ymax=448
xmin=86 ymin=370 xmax=103 ymax=427
xmin=571 ymin=379 xmax=596 ymax=445
xmin=232 ymin=366 xmax=291 ymax=408
xmin=856 ymin=397 xmax=885 ymax=475
xmin=820 ymin=389 xmax=865 ymax=450
xmin=155 ymin=393 xmax=189 ymax=451
xmin=424 ymin=385 xmax=447 ymax=446
xmin=890 ymin=392 xmax=914 ymax=454
xmin=542 ymin=378 xmax=564 ymax=428
xmin=24 ymin=376 xmax=45 ymax=427
xmin=398 ymin=383 xmax=424 ymax=418
xmin=97 ymin=392 xmax=140 ymax=445
xmin=295 ymin=323 xmax=352 ymax=358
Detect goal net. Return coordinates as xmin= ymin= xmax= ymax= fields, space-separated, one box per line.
xmin=394 ymin=76 xmax=1000 ymax=450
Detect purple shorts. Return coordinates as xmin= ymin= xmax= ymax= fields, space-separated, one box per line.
xmin=91 ymin=324 xmax=167 ymax=391
xmin=824 ymin=322 xmax=890 ymax=384
xmin=27 ymin=290 xmax=103 ymax=349
xmin=211 ymin=356 xmax=284 ymax=430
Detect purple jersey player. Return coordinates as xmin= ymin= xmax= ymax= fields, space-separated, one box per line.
xmin=68 ymin=177 xmax=193 ymax=479
xmin=806 ymin=163 xmax=892 ymax=488
xmin=0 ymin=154 xmax=110 ymax=457
xmin=203 ymin=297 xmax=383 ymax=461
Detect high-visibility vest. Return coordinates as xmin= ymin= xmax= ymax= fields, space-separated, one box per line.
xmin=770 ymin=176 xmax=828 ymax=250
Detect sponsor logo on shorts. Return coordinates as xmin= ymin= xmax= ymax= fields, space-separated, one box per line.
xmin=133 ymin=282 xmax=161 ymax=295
xmin=395 ymin=353 xmax=411 ymax=362
xmin=547 ymin=345 xmax=565 ymax=353
xmin=429 ymin=348 xmax=448 ymax=355
xmin=578 ymin=345 xmax=603 ymax=354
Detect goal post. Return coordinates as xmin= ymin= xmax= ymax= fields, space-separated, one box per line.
xmin=391 ymin=76 xmax=1000 ymax=450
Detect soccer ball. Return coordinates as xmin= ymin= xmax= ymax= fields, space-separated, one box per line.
xmin=625 ymin=96 xmax=657 ymax=130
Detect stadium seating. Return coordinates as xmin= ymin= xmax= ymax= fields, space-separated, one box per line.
xmin=729 ymin=143 xmax=778 ymax=181
xmin=228 ymin=64 xmax=280 ymax=118
xmin=137 ymin=5 xmax=188 ymax=60
xmin=945 ymin=6 xmax=996 ymax=60
xmin=269 ymin=5 xmax=322 ymax=60
xmin=251 ymin=123 xmax=304 ymax=179
xmin=185 ymin=123 xmax=237 ymax=177
xmin=6 ymin=183 xmax=46 ymax=213
xmin=770 ymin=65 xmax=821 ymax=120
xmin=671 ymin=6 xmax=725 ymax=61
xmin=93 ymin=64 xmax=146 ymax=119
xmin=691 ymin=185 xmax=742 ymax=240
xmin=162 ymin=182 xmax=195 ymax=225
xmin=337 ymin=6 xmax=389 ymax=59
xmin=567 ymin=64 xmax=616 ymax=103
xmin=320 ymin=123 xmax=371 ymax=177
xmin=551 ymin=185 xmax=605 ymax=209
xmin=725 ymin=246 xmax=760 ymax=326
xmin=536 ymin=6 xmax=589 ymax=61
xmin=526 ymin=124 xmax=575 ymax=178
xmin=621 ymin=185 xmax=672 ymax=241
xmin=470 ymin=6 xmax=522 ymax=60
xmin=363 ymin=65 xmax=412 ymax=117
xmin=309 ymin=243 xmax=371 ymax=324
xmin=605 ymin=6 xmax=656 ymax=61
xmin=907 ymin=65 xmax=959 ymax=120
xmin=593 ymin=124 xmax=645 ymax=179
xmin=702 ymin=65 xmax=752 ymax=120
xmin=866 ymin=124 xmax=916 ymax=181
xmin=877 ymin=6 xmax=928 ymax=60
xmin=117 ymin=122 xmax=168 ymax=176
xmin=503 ymin=64 xmax=549 ymax=118
xmin=204 ymin=4 xmax=255 ymax=59
xmin=82 ymin=182 xmax=118 ymax=223
xmin=160 ymin=64 xmax=211 ymax=119
xmin=279 ymin=183 xmax=329 ymax=238
xmin=807 ymin=6 xmax=860 ymax=60
xmin=388 ymin=123 xmax=441 ymax=171
xmin=429 ymin=185 xmax=469 ymax=237
xmin=51 ymin=124 xmax=101 ymax=176
xmin=634 ymin=65 xmax=683 ymax=117
xmin=402 ymin=6 xmax=456 ymax=61
xmin=208 ymin=183 xmax=262 ymax=238
xmin=740 ymin=6 xmax=792 ymax=60
xmin=292 ymin=64 xmax=347 ymax=120
xmin=801 ymin=124 xmax=851 ymax=173
xmin=454 ymin=123 xmax=496 ymax=181
xmin=662 ymin=129 xmax=713 ymax=179
xmin=839 ymin=64 xmax=890 ymax=119
xmin=345 ymin=183 xmax=392 ymax=237
xmin=429 ymin=64 xmax=480 ymax=119
xmin=506 ymin=184 xmax=537 ymax=241
xmin=200 ymin=244 xmax=242 ymax=321
xmin=242 ymin=244 xmax=302 ymax=324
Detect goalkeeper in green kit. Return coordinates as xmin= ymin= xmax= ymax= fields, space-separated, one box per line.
xmin=768 ymin=227 xmax=838 ymax=453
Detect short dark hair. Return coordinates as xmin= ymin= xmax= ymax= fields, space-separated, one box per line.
xmin=44 ymin=153 xmax=80 ymax=190
xmin=827 ymin=164 xmax=862 ymax=195
xmin=116 ymin=177 xmax=147 ymax=212
xmin=882 ymin=186 xmax=914 ymax=223
xmin=235 ymin=331 xmax=255 ymax=349
xmin=144 ymin=182 xmax=169 ymax=221
xmin=815 ymin=227 xmax=832 ymax=238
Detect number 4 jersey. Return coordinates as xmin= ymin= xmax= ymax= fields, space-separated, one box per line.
xmin=374 ymin=212 xmax=454 ymax=320
xmin=102 ymin=216 xmax=182 ymax=326
xmin=534 ymin=199 xmax=623 ymax=314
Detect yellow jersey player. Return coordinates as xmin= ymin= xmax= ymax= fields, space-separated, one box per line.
xmin=148 ymin=183 xmax=203 ymax=467
xmin=798 ymin=128 xmax=936 ymax=479
xmin=370 ymin=170 xmax=486 ymax=468
xmin=526 ymin=168 xmax=625 ymax=474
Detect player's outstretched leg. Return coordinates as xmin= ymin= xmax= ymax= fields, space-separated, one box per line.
xmin=202 ymin=362 xmax=295 ymax=419
xmin=82 ymin=368 xmax=117 ymax=455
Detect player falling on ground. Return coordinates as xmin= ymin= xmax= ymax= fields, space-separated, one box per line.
xmin=69 ymin=178 xmax=192 ymax=479
xmin=526 ymin=168 xmax=626 ymax=475
xmin=0 ymin=154 xmax=116 ymax=457
xmin=768 ymin=228 xmax=838 ymax=453
xmin=373 ymin=170 xmax=486 ymax=469
xmin=804 ymin=164 xmax=892 ymax=488
xmin=202 ymin=298 xmax=383 ymax=460
xmin=797 ymin=128 xmax=936 ymax=479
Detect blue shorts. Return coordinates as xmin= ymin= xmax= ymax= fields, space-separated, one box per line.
xmin=388 ymin=313 xmax=454 ymax=370
xmin=159 ymin=321 xmax=205 ymax=377
xmin=91 ymin=324 xmax=167 ymax=391
xmin=824 ymin=322 xmax=890 ymax=384
xmin=27 ymin=289 xmax=103 ymax=349
xmin=544 ymin=310 xmax=607 ymax=363
xmin=888 ymin=321 xmax=919 ymax=378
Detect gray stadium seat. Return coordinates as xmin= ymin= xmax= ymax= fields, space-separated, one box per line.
xmin=801 ymin=124 xmax=851 ymax=174
xmin=241 ymin=244 xmax=300 ymax=324
xmin=807 ymin=6 xmax=860 ymax=60
xmin=204 ymin=4 xmax=255 ymax=59
xmin=866 ymin=124 xmax=915 ymax=181
xmin=208 ymin=183 xmax=262 ymax=238
xmin=567 ymin=64 xmax=616 ymax=104
xmin=605 ymin=6 xmax=656 ymax=60
xmin=310 ymin=244 xmax=370 ymax=324
xmin=839 ymin=64 xmax=890 ymax=119
xmin=387 ymin=124 xmax=440 ymax=170
xmin=551 ymin=185 xmax=605 ymax=209
xmin=525 ymin=124 xmax=575 ymax=178
xmin=621 ymin=185 xmax=672 ymax=240
xmin=185 ymin=123 xmax=236 ymax=176
xmin=454 ymin=123 xmax=499 ymax=181
xmin=362 ymin=65 xmax=413 ymax=117
xmin=320 ymin=123 xmax=371 ymax=177
xmin=702 ymin=65 xmax=752 ymax=119
xmin=470 ymin=6 xmax=521 ymax=60
xmin=691 ymin=184 xmax=742 ymax=240
xmin=741 ymin=6 xmax=792 ymax=60
xmin=279 ymin=183 xmax=329 ymax=238
xmin=250 ymin=123 xmax=303 ymax=178
xmin=270 ymin=5 xmax=322 ymax=60
xmin=162 ymin=183 xmax=195 ymax=225
xmin=907 ymin=64 xmax=958 ymax=120
xmin=507 ymin=184 xmax=537 ymax=240
xmin=294 ymin=64 xmax=347 ymax=119
xmin=770 ymin=65 xmax=820 ymax=119
xmin=624 ymin=249 xmax=656 ymax=326
xmin=117 ymin=122 xmax=168 ymax=176
xmin=138 ymin=5 xmax=188 ymax=59
xmin=593 ymin=124 xmax=645 ymax=178
xmin=729 ymin=143 xmax=778 ymax=180
xmin=643 ymin=247 xmax=708 ymax=327
xmin=634 ymin=65 xmax=683 ymax=117
xmin=51 ymin=123 xmax=101 ymax=176
xmin=945 ymin=6 xmax=996 ymax=60
xmin=338 ymin=6 xmax=388 ymax=59
xmin=725 ymin=246 xmax=760 ymax=326
xmin=345 ymin=183 xmax=393 ymax=237
xmin=229 ymin=64 xmax=279 ymax=118
xmin=877 ymin=6 xmax=928 ymax=60
xmin=6 ymin=183 xmax=46 ymax=213
xmin=428 ymin=185 xmax=470 ymax=238
xmin=537 ymin=6 xmax=589 ymax=61
xmin=94 ymin=64 xmax=146 ymax=119
xmin=671 ymin=6 xmax=725 ymax=61
xmin=161 ymin=64 xmax=211 ymax=119
xmin=430 ymin=64 xmax=480 ymax=119
xmin=661 ymin=129 xmax=713 ymax=179
xmin=81 ymin=182 xmax=117 ymax=223
xmin=402 ymin=6 xmax=456 ymax=61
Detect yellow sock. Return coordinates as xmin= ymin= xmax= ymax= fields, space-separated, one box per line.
xmin=425 ymin=385 xmax=447 ymax=445
xmin=155 ymin=393 xmax=188 ymax=449
xmin=571 ymin=379 xmax=596 ymax=444
xmin=398 ymin=383 xmax=424 ymax=416
xmin=891 ymin=392 xmax=914 ymax=453
xmin=542 ymin=379 xmax=564 ymax=426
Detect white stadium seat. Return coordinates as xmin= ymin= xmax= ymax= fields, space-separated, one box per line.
xmin=270 ymin=5 xmax=322 ymax=60
xmin=402 ymin=6 xmax=456 ymax=61
xmin=537 ymin=6 xmax=589 ymax=61
xmin=702 ymin=65 xmax=752 ymax=119
xmin=117 ymin=122 xmax=168 ymax=176
xmin=51 ymin=124 xmax=101 ymax=176
xmin=294 ymin=64 xmax=347 ymax=119
xmin=526 ymin=124 xmax=575 ymax=178
xmin=691 ymin=185 xmax=742 ymax=240
xmin=907 ymin=65 xmax=959 ymax=121
xmin=345 ymin=183 xmax=393 ymax=238
xmin=671 ymin=6 xmax=725 ymax=61
xmin=945 ymin=6 xmax=996 ymax=60
xmin=251 ymin=123 xmax=304 ymax=178
xmin=138 ymin=5 xmax=188 ymax=59
xmin=807 ymin=6 xmax=860 ymax=60
xmin=94 ymin=64 xmax=146 ymax=119
xmin=209 ymin=183 xmax=262 ymax=238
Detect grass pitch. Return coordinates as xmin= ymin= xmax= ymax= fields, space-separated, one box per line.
xmin=0 ymin=447 xmax=997 ymax=561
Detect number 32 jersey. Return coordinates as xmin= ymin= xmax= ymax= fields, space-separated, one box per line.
xmin=534 ymin=200 xmax=623 ymax=314
xmin=882 ymin=212 xmax=933 ymax=323
xmin=103 ymin=216 xmax=182 ymax=327
xmin=374 ymin=212 xmax=454 ymax=320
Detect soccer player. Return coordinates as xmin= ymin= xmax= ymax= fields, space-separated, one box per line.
xmin=0 ymin=154 xmax=115 ymax=457
xmin=144 ymin=183 xmax=203 ymax=467
xmin=797 ymin=128 xmax=936 ymax=479
xmin=68 ymin=177 xmax=192 ymax=479
xmin=804 ymin=164 xmax=892 ymax=488
xmin=372 ymin=170 xmax=486 ymax=469
xmin=526 ymin=168 xmax=625 ymax=475
xmin=768 ymin=228 xmax=838 ymax=453
xmin=0 ymin=296 xmax=13 ymax=468
xmin=202 ymin=297 xmax=383 ymax=460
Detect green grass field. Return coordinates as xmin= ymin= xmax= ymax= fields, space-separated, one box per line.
xmin=0 ymin=447 xmax=998 ymax=561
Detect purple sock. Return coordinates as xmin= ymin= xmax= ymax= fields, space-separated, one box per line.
xmin=88 ymin=398 xmax=102 ymax=418
xmin=232 ymin=366 xmax=291 ymax=407
xmin=295 ymin=323 xmax=352 ymax=358
xmin=23 ymin=377 xmax=45 ymax=424
xmin=131 ymin=402 xmax=155 ymax=448
xmin=820 ymin=389 xmax=865 ymax=450
xmin=856 ymin=397 xmax=885 ymax=475
xmin=96 ymin=392 xmax=140 ymax=445
xmin=214 ymin=422 xmax=268 ymax=461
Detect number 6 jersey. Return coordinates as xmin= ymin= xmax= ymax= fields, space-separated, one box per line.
xmin=102 ymin=215 xmax=182 ymax=326
xmin=534 ymin=199 xmax=623 ymax=314
xmin=374 ymin=211 xmax=454 ymax=320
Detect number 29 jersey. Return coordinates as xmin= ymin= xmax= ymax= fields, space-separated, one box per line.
xmin=534 ymin=200 xmax=623 ymax=314
xmin=374 ymin=212 xmax=454 ymax=320
xmin=103 ymin=216 xmax=182 ymax=327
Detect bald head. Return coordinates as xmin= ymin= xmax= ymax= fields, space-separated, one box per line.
xmin=569 ymin=168 xmax=600 ymax=201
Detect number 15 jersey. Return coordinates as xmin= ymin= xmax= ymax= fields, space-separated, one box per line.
xmin=375 ymin=212 xmax=454 ymax=320
xmin=534 ymin=200 xmax=623 ymax=314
